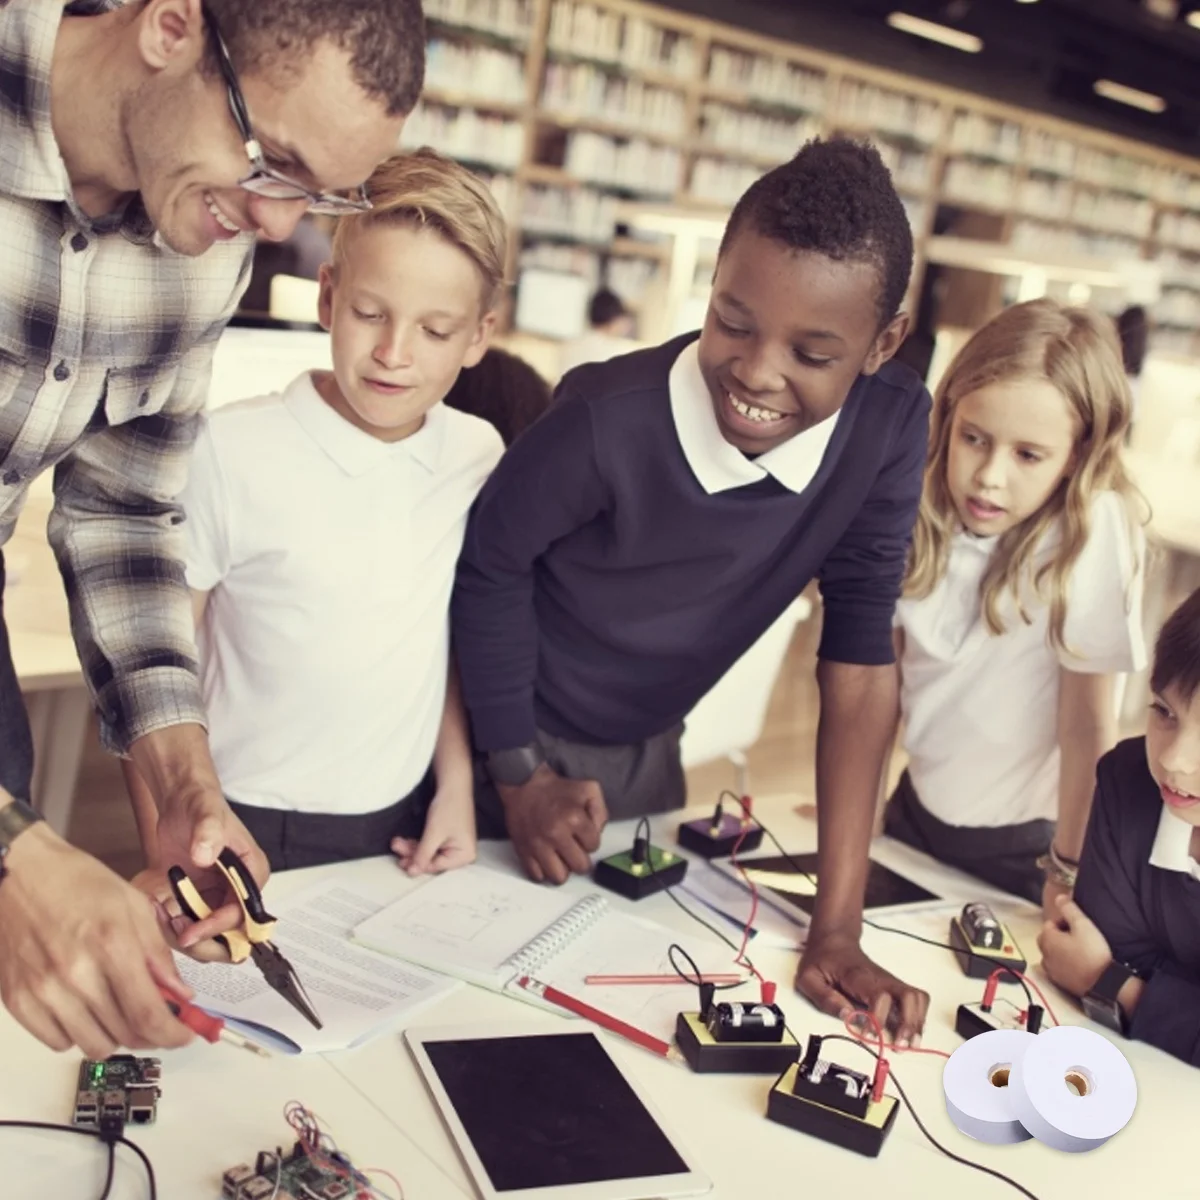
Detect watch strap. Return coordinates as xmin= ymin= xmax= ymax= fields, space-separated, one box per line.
xmin=485 ymin=743 xmax=546 ymax=787
xmin=1085 ymin=960 xmax=1140 ymax=1036
xmin=0 ymin=797 xmax=44 ymax=886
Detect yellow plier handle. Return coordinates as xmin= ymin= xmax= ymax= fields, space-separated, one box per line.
xmin=167 ymin=849 xmax=275 ymax=963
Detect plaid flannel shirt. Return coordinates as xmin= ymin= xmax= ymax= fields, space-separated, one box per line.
xmin=1 ymin=0 xmax=252 ymax=751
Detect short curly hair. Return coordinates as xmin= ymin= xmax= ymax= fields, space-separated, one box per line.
xmin=719 ymin=137 xmax=914 ymax=326
xmin=204 ymin=0 xmax=425 ymax=116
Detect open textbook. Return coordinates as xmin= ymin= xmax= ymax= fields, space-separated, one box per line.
xmin=175 ymin=879 xmax=459 ymax=1054
xmin=352 ymin=864 xmax=737 ymax=1046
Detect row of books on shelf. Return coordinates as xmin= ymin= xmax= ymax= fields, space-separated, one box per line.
xmin=563 ymin=132 xmax=681 ymax=196
xmin=401 ymin=102 xmax=525 ymax=171
xmin=540 ymin=64 xmax=687 ymax=135
xmin=547 ymin=0 xmax=696 ymax=77
xmin=519 ymin=240 xmax=658 ymax=304
xmin=697 ymin=103 xmax=822 ymax=164
xmin=425 ymin=39 xmax=527 ymax=105
xmin=423 ymin=0 xmax=536 ymax=39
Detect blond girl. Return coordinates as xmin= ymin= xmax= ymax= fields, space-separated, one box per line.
xmin=887 ymin=299 xmax=1147 ymax=909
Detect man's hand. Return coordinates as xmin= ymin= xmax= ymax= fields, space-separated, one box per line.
xmin=393 ymin=789 xmax=477 ymax=876
xmin=1038 ymin=893 xmax=1112 ymax=998
xmin=129 ymin=868 xmax=231 ymax=964
xmin=498 ymin=764 xmax=607 ymax=884
xmin=795 ymin=928 xmax=929 ymax=1048
xmin=127 ymin=724 xmax=270 ymax=953
xmin=154 ymin=785 xmax=270 ymax=952
xmin=0 ymin=824 xmax=194 ymax=1057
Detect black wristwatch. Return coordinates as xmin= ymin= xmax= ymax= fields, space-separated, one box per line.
xmin=485 ymin=743 xmax=546 ymax=787
xmin=0 ymin=797 xmax=44 ymax=888
xmin=1082 ymin=961 xmax=1143 ymax=1036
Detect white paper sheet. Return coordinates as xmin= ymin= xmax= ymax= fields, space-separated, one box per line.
xmin=176 ymin=880 xmax=459 ymax=1054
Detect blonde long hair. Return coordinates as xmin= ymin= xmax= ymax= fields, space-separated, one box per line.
xmin=906 ymin=299 xmax=1146 ymax=651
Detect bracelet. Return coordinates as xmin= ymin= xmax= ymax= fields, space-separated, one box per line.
xmin=1037 ymin=845 xmax=1078 ymax=890
xmin=1050 ymin=842 xmax=1080 ymax=869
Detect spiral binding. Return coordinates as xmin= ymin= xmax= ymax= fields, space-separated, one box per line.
xmin=506 ymin=893 xmax=610 ymax=977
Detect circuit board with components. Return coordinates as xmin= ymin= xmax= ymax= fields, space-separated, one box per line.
xmin=222 ymin=1143 xmax=358 ymax=1200
xmin=72 ymin=1055 xmax=162 ymax=1129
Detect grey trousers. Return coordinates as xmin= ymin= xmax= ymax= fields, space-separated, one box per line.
xmin=474 ymin=723 xmax=688 ymax=839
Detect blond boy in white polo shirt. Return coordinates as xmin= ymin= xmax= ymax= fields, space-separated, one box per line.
xmin=125 ymin=149 xmax=506 ymax=880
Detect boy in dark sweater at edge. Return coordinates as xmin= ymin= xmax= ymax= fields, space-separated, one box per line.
xmin=1040 ymin=586 xmax=1200 ymax=1066
xmin=453 ymin=137 xmax=934 ymax=1043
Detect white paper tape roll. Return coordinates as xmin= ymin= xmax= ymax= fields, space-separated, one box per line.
xmin=942 ymin=1029 xmax=1037 ymax=1144
xmin=1009 ymin=1025 xmax=1137 ymax=1153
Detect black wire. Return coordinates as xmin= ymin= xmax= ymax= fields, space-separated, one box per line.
xmin=98 ymin=1140 xmax=116 ymax=1200
xmin=0 ymin=1121 xmax=156 ymax=1200
xmin=816 ymin=1036 xmax=1043 ymax=1200
xmin=733 ymin=803 xmax=1037 ymax=1007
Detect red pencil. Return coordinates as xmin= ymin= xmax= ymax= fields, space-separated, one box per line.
xmin=517 ymin=976 xmax=684 ymax=1063
xmin=584 ymin=973 xmax=744 ymax=986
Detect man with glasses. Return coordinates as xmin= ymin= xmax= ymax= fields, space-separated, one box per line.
xmin=0 ymin=0 xmax=423 ymax=1058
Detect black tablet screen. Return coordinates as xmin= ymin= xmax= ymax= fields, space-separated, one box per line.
xmin=424 ymin=1032 xmax=689 ymax=1192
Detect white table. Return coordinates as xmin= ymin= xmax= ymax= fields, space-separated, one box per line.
xmin=0 ymin=801 xmax=1194 ymax=1199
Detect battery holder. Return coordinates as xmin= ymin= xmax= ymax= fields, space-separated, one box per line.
xmin=767 ymin=1061 xmax=899 ymax=1158
xmin=955 ymin=1001 xmax=1029 ymax=1041
xmin=677 ymin=813 xmax=764 ymax=860
xmin=593 ymin=843 xmax=687 ymax=900
xmin=675 ymin=1011 xmax=800 ymax=1074
xmin=948 ymin=915 xmax=1026 ymax=979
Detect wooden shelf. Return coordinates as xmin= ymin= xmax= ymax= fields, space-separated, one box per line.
xmin=545 ymin=45 xmax=692 ymax=92
xmin=417 ymin=0 xmax=1200 ymax=336
xmin=536 ymin=109 xmax=686 ymax=147
xmin=610 ymin=237 xmax=671 ymax=260
xmin=699 ymin=82 xmax=826 ymax=118
xmin=421 ymin=87 xmax=525 ymax=117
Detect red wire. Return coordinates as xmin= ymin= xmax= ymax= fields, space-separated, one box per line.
xmin=728 ymin=798 xmax=766 ymax=987
xmin=843 ymin=1008 xmax=952 ymax=1060
xmin=985 ymin=968 xmax=1061 ymax=1027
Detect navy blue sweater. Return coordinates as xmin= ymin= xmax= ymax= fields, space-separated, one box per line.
xmin=452 ymin=333 xmax=931 ymax=752
xmin=1075 ymin=737 xmax=1200 ymax=1067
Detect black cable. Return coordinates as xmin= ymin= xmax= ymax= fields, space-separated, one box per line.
xmin=98 ymin=1140 xmax=116 ymax=1200
xmin=816 ymin=1035 xmax=1043 ymax=1200
xmin=735 ymin=804 xmax=1037 ymax=1008
xmin=0 ymin=1120 xmax=156 ymax=1199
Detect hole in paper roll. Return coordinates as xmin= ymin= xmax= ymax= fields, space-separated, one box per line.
xmin=1064 ymin=1067 xmax=1093 ymax=1097
xmin=989 ymin=1065 xmax=1011 ymax=1087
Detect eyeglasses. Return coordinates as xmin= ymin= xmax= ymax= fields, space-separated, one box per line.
xmin=201 ymin=5 xmax=371 ymax=215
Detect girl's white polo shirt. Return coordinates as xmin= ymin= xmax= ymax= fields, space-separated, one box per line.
xmin=895 ymin=490 xmax=1147 ymax=828
xmin=182 ymin=371 xmax=503 ymax=814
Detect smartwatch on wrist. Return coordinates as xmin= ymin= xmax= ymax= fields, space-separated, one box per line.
xmin=1082 ymin=961 xmax=1143 ymax=1036
xmin=0 ymin=797 xmax=44 ymax=888
xmin=485 ymin=744 xmax=546 ymax=787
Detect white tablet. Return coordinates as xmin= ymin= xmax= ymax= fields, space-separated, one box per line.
xmin=405 ymin=1022 xmax=713 ymax=1200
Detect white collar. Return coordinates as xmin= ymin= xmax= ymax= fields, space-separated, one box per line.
xmin=283 ymin=371 xmax=445 ymax=478
xmin=1149 ymin=804 xmax=1200 ymax=881
xmin=668 ymin=339 xmax=839 ymax=496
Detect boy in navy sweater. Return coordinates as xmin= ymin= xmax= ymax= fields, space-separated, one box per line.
xmin=453 ymin=138 xmax=932 ymax=1042
xmin=1040 ymin=587 xmax=1200 ymax=1066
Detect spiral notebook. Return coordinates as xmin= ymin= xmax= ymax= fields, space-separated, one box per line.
xmin=351 ymin=865 xmax=733 ymax=1044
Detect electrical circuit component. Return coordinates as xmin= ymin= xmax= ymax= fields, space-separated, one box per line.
xmin=677 ymin=801 xmax=764 ymax=860
xmin=766 ymin=1035 xmax=899 ymax=1156
xmin=675 ymin=984 xmax=800 ymax=1073
xmin=72 ymin=1056 xmax=162 ymax=1130
xmin=222 ymin=1140 xmax=354 ymax=1199
xmin=593 ymin=834 xmax=687 ymax=900
xmin=948 ymin=902 xmax=1027 ymax=979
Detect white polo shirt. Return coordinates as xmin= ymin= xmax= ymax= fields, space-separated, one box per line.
xmin=183 ymin=371 xmax=503 ymax=814
xmin=895 ymin=490 xmax=1146 ymax=828
xmin=669 ymin=339 xmax=840 ymax=495
xmin=1150 ymin=806 xmax=1200 ymax=883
